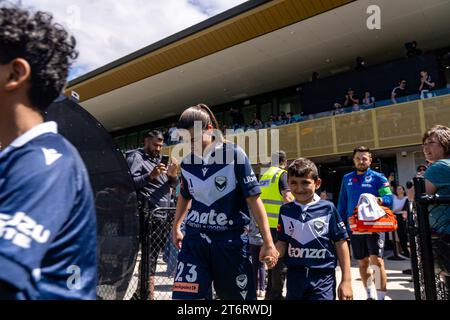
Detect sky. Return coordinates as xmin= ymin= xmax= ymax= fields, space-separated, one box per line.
xmin=17 ymin=0 xmax=247 ymax=80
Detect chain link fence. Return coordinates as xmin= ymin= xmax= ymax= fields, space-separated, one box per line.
xmin=123 ymin=207 xmax=177 ymax=300
xmin=408 ymin=177 xmax=450 ymax=300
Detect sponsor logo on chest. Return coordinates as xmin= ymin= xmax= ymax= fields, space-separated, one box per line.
xmin=288 ymin=244 xmax=327 ymax=259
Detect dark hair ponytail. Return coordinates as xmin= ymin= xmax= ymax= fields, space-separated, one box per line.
xmin=177 ymin=103 xmax=220 ymax=130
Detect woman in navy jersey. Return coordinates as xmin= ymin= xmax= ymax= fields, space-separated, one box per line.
xmin=171 ymin=104 xmax=278 ymax=300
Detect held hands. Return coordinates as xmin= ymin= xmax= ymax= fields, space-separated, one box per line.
xmin=259 ymin=243 xmax=279 ymax=269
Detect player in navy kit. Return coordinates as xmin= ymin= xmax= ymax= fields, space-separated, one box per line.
xmin=0 ymin=5 xmax=97 ymax=299
xmin=276 ymin=158 xmax=353 ymax=300
xmin=171 ymin=104 xmax=278 ymax=300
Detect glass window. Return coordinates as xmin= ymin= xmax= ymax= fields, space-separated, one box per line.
xmin=242 ymin=104 xmax=257 ymax=126
xmin=260 ymin=102 xmax=273 ymax=122
xmin=126 ymin=133 xmax=139 ymax=150
xmin=223 ymin=107 xmax=234 ymax=127
xmin=115 ymin=136 xmax=126 ymax=151
xmin=279 ymin=95 xmax=301 ymax=115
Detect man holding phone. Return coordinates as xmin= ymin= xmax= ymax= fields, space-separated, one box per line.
xmin=126 ymin=130 xmax=179 ymax=299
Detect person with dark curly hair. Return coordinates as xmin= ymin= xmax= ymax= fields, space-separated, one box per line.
xmin=0 ymin=5 xmax=97 ymax=299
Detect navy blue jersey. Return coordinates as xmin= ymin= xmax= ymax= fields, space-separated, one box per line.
xmin=337 ymin=168 xmax=393 ymax=221
xmin=180 ymin=143 xmax=260 ymax=235
xmin=277 ymin=195 xmax=348 ymax=269
xmin=0 ymin=122 xmax=97 ymax=299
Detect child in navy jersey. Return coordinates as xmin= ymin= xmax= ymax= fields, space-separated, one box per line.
xmin=275 ymin=158 xmax=353 ymax=300
xmin=171 ymin=104 xmax=278 ymax=300
xmin=0 ymin=5 xmax=96 ymax=299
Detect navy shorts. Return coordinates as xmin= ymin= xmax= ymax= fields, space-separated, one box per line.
xmin=172 ymin=231 xmax=256 ymax=300
xmin=286 ymin=267 xmax=336 ymax=300
xmin=350 ymin=233 xmax=385 ymax=260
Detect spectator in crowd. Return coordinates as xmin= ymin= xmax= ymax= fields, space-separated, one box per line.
xmin=337 ymin=146 xmax=393 ymax=300
xmin=362 ymin=91 xmax=376 ymax=109
xmin=275 ymin=158 xmax=353 ymax=300
xmin=265 ymin=115 xmax=276 ymax=128
xmin=419 ymin=70 xmax=435 ymax=99
xmin=259 ymin=151 xmax=294 ymax=300
xmin=343 ymin=88 xmax=360 ymax=110
xmin=392 ymin=185 xmax=410 ymax=258
xmin=229 ymin=106 xmax=245 ymax=130
xmin=275 ymin=115 xmax=285 ymax=126
xmin=126 ymin=130 xmax=179 ymax=300
xmin=320 ymin=190 xmax=329 ymax=200
xmin=0 ymin=4 xmax=97 ymax=299
xmin=250 ymin=113 xmax=263 ymax=130
xmin=169 ymin=123 xmax=180 ymax=145
xmin=391 ymin=79 xmax=408 ymax=104
xmin=422 ymin=125 xmax=450 ymax=235
xmin=162 ymin=127 xmax=170 ymax=145
xmin=419 ymin=126 xmax=450 ymax=283
xmin=286 ymin=112 xmax=295 ymax=124
xmin=171 ymin=104 xmax=278 ymax=300
xmin=332 ymin=103 xmax=344 ymax=115
xmin=417 ymin=164 xmax=427 ymax=176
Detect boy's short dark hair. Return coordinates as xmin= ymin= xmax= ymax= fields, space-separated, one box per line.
xmin=287 ymin=158 xmax=319 ymax=181
xmin=0 ymin=5 xmax=78 ymax=112
xmin=352 ymin=146 xmax=372 ymax=158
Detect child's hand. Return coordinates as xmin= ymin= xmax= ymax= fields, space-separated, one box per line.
xmin=261 ymin=256 xmax=277 ymax=269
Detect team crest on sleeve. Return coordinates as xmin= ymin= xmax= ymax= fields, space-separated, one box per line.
xmin=215 ymin=176 xmax=227 ymax=192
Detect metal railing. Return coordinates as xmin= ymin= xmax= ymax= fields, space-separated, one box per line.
xmin=408 ymin=177 xmax=450 ymax=300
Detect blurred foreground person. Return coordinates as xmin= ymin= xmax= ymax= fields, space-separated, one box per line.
xmin=0 ymin=5 xmax=97 ymax=299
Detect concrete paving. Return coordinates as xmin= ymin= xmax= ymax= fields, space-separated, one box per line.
xmin=336 ymin=250 xmax=415 ymax=300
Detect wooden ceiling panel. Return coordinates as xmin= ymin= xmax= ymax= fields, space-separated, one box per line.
xmin=66 ymin=0 xmax=354 ymax=102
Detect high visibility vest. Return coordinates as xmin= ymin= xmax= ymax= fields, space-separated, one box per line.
xmin=259 ymin=166 xmax=286 ymax=228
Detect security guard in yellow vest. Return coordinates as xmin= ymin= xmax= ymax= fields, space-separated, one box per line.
xmin=259 ymin=151 xmax=293 ymax=299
